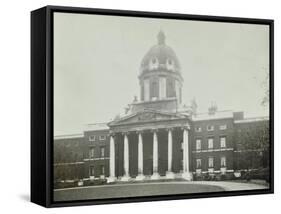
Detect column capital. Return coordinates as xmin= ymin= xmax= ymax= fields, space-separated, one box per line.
xmin=151 ymin=129 xmax=159 ymax=133
xmin=136 ymin=130 xmax=144 ymax=135
xmin=181 ymin=125 xmax=191 ymax=130
xmin=108 ymin=131 xmax=116 ymax=137
xmin=166 ymin=127 xmax=175 ymax=132
xmin=121 ymin=131 xmax=130 ymax=136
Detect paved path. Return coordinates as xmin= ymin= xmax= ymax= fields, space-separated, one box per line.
xmin=191 ymin=181 xmax=268 ymax=191
xmin=54 ymin=181 xmax=268 ymax=202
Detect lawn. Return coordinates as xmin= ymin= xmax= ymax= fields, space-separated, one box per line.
xmin=54 ymin=182 xmax=224 ymax=201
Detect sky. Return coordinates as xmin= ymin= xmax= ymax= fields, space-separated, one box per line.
xmin=54 ymin=12 xmax=269 ymax=136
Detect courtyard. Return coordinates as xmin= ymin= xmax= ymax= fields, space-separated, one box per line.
xmin=54 ymin=181 xmax=268 ymax=201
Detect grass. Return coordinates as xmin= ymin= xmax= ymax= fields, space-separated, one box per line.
xmin=54 ymin=182 xmax=224 ymax=202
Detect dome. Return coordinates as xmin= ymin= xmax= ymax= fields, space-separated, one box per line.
xmin=140 ymin=31 xmax=181 ymax=75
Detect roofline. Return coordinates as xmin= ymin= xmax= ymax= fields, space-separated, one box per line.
xmin=54 ymin=134 xmax=84 ymax=140
xmin=234 ymin=116 xmax=269 ymax=124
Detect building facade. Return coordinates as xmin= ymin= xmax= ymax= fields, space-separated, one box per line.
xmin=54 ymin=31 xmax=269 ymax=185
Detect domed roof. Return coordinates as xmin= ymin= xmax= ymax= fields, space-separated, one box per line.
xmin=140 ymin=31 xmax=181 ymax=74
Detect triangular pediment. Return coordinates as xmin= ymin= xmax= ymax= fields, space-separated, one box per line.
xmin=108 ymin=110 xmax=187 ymax=126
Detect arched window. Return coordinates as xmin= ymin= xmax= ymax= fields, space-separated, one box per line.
xmin=150 ymin=79 xmax=159 ymax=99
xmin=166 ymin=78 xmax=176 ymax=97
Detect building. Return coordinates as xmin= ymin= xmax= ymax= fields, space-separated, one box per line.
xmin=54 ymin=31 xmax=269 ymax=185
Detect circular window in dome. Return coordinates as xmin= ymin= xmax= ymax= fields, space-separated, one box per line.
xmin=166 ymin=58 xmax=175 ymax=71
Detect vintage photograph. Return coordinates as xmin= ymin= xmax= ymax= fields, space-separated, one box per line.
xmin=53 ymin=12 xmax=271 ymax=202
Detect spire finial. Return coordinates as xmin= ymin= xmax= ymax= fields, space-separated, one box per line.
xmin=157 ymin=30 xmax=165 ymax=45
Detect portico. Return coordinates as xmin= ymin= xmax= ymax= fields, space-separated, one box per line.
xmin=107 ymin=110 xmax=192 ymax=182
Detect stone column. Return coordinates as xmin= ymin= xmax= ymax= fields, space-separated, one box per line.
xmin=136 ymin=131 xmax=145 ymax=180
xmin=121 ymin=133 xmax=130 ymax=181
xmin=182 ymin=127 xmax=192 ymax=181
xmin=107 ymin=133 xmax=116 ymax=183
xmin=151 ymin=130 xmax=160 ymax=180
xmin=166 ymin=128 xmax=175 ymax=179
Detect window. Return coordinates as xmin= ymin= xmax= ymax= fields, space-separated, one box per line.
xmin=196 ymin=159 xmax=201 ymax=168
xmin=89 ymin=135 xmax=96 ymax=141
xmin=100 ymin=147 xmax=105 ymax=158
xmin=207 ymin=125 xmax=214 ymax=131
xmin=221 ymin=156 xmax=226 ymax=167
xmin=99 ymin=135 xmax=106 ymax=141
xmin=100 ymin=165 xmax=105 ymax=175
xmin=220 ymin=137 xmax=226 ymax=148
xmin=89 ymin=166 xmax=95 ymax=176
xmin=89 ymin=147 xmax=95 ymax=158
xmin=151 ymin=80 xmax=159 ymax=99
xmin=208 ymin=157 xmax=214 ymax=168
xmin=219 ymin=124 xmax=227 ymax=130
xmin=196 ymin=139 xmax=201 ymax=150
xmin=195 ymin=126 xmax=202 ymax=132
xmin=208 ymin=138 xmax=214 ymax=149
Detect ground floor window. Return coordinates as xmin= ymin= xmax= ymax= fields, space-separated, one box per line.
xmin=221 ymin=156 xmax=226 ymax=167
xmin=100 ymin=165 xmax=105 ymax=175
xmin=196 ymin=159 xmax=201 ymax=168
xmin=89 ymin=166 xmax=95 ymax=176
xmin=208 ymin=157 xmax=214 ymax=168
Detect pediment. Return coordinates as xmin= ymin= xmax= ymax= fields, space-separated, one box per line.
xmin=109 ymin=110 xmax=187 ymax=126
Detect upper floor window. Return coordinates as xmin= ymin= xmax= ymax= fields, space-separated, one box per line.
xmin=100 ymin=146 xmax=105 ymax=158
xmin=221 ymin=156 xmax=226 ymax=167
xmin=207 ymin=125 xmax=214 ymax=131
xmin=208 ymin=157 xmax=214 ymax=168
xmin=89 ymin=135 xmax=96 ymax=141
xmin=99 ymin=135 xmax=106 ymax=141
xmin=219 ymin=124 xmax=227 ymax=130
xmin=196 ymin=159 xmax=202 ymax=168
xmin=220 ymin=137 xmax=226 ymax=148
xmin=208 ymin=138 xmax=214 ymax=149
xmin=196 ymin=139 xmax=201 ymax=150
xmin=89 ymin=147 xmax=95 ymax=159
xmin=195 ymin=126 xmax=202 ymax=132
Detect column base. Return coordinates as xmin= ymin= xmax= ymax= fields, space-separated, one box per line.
xmin=182 ymin=172 xmax=192 ymax=181
xmin=120 ymin=175 xmax=131 ymax=182
xmin=166 ymin=171 xmax=175 ymax=179
xmin=107 ymin=176 xmax=117 ymax=183
xmin=151 ymin=172 xmax=160 ymax=180
xmin=136 ymin=174 xmax=145 ymax=181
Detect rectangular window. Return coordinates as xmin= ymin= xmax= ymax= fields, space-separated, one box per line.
xmin=219 ymin=124 xmax=227 ymax=130
xmin=208 ymin=138 xmax=214 ymax=149
xmin=221 ymin=156 xmax=226 ymax=167
xmin=89 ymin=135 xmax=96 ymax=141
xmin=220 ymin=137 xmax=226 ymax=148
xmin=195 ymin=126 xmax=202 ymax=132
xmin=207 ymin=125 xmax=214 ymax=131
xmin=196 ymin=139 xmax=201 ymax=150
xmin=100 ymin=146 xmax=105 ymax=157
xmin=208 ymin=157 xmax=214 ymax=168
xmin=99 ymin=135 xmax=106 ymax=140
xmin=196 ymin=159 xmax=201 ymax=168
xmin=89 ymin=147 xmax=95 ymax=158
xmin=100 ymin=165 xmax=105 ymax=175
xmin=89 ymin=166 xmax=95 ymax=176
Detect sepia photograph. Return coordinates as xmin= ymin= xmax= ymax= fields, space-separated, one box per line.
xmin=52 ymin=11 xmax=272 ymax=202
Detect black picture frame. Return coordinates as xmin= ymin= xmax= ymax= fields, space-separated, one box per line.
xmin=31 ymin=5 xmax=274 ymax=208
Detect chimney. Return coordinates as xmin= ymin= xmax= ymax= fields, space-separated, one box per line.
xmin=233 ymin=112 xmax=244 ymax=120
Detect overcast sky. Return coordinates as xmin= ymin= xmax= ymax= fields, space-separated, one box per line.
xmin=54 ymin=12 xmax=269 ymax=136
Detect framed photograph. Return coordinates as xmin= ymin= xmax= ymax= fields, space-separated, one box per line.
xmin=31 ymin=5 xmax=274 ymax=207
